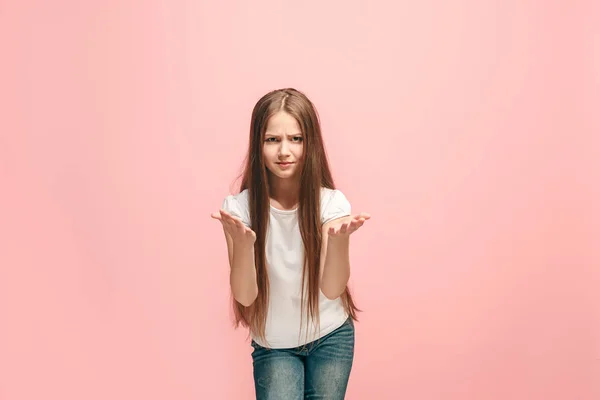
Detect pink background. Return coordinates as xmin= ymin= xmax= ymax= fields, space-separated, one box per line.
xmin=1 ymin=1 xmax=598 ymax=399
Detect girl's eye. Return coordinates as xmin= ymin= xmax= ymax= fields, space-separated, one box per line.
xmin=264 ymin=137 xmax=302 ymax=143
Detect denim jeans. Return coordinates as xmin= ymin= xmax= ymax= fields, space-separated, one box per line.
xmin=251 ymin=318 xmax=355 ymax=400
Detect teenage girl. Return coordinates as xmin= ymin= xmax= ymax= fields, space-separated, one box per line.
xmin=211 ymin=88 xmax=370 ymax=399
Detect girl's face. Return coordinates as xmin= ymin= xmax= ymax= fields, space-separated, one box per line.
xmin=263 ymin=111 xmax=305 ymax=182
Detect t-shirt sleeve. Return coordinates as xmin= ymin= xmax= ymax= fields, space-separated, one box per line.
xmin=221 ymin=194 xmax=251 ymax=228
xmin=321 ymin=189 xmax=352 ymax=224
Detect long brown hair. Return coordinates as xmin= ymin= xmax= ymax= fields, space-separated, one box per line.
xmin=234 ymin=88 xmax=359 ymax=345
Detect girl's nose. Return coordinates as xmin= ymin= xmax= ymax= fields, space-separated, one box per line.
xmin=279 ymin=142 xmax=291 ymax=156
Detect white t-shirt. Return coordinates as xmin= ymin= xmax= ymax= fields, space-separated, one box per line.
xmin=222 ymin=187 xmax=352 ymax=349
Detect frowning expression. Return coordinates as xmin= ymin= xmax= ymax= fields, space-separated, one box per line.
xmin=263 ymin=111 xmax=304 ymax=181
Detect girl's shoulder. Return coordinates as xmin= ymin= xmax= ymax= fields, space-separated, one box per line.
xmin=320 ymin=187 xmax=342 ymax=199
xmin=320 ymin=187 xmax=349 ymax=204
xmin=221 ymin=189 xmax=250 ymax=226
xmin=320 ymin=187 xmax=351 ymax=224
xmin=226 ymin=188 xmax=249 ymax=204
xmin=221 ymin=188 xmax=350 ymax=225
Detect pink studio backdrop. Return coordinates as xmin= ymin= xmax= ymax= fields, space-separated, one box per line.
xmin=0 ymin=1 xmax=598 ymax=399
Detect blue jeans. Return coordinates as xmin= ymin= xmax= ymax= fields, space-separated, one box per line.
xmin=251 ymin=318 xmax=355 ymax=400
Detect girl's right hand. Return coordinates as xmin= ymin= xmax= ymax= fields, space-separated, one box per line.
xmin=211 ymin=209 xmax=256 ymax=246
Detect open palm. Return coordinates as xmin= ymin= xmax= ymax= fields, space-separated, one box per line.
xmin=328 ymin=213 xmax=371 ymax=238
xmin=211 ymin=209 xmax=256 ymax=244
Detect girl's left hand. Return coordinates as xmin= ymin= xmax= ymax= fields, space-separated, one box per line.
xmin=328 ymin=213 xmax=371 ymax=238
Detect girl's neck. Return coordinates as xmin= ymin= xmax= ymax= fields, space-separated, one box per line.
xmin=269 ymin=176 xmax=300 ymax=210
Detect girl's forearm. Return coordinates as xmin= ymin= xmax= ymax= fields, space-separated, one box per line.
xmin=230 ymin=243 xmax=258 ymax=307
xmin=320 ymin=236 xmax=351 ymax=300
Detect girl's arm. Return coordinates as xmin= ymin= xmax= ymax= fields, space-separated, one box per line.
xmin=319 ymin=213 xmax=370 ymax=300
xmin=213 ymin=210 xmax=258 ymax=307
xmin=224 ymin=229 xmax=258 ymax=307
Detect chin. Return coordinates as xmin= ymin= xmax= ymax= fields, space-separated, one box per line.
xmin=268 ymin=168 xmax=297 ymax=180
xmin=273 ymin=171 xmax=295 ymax=179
